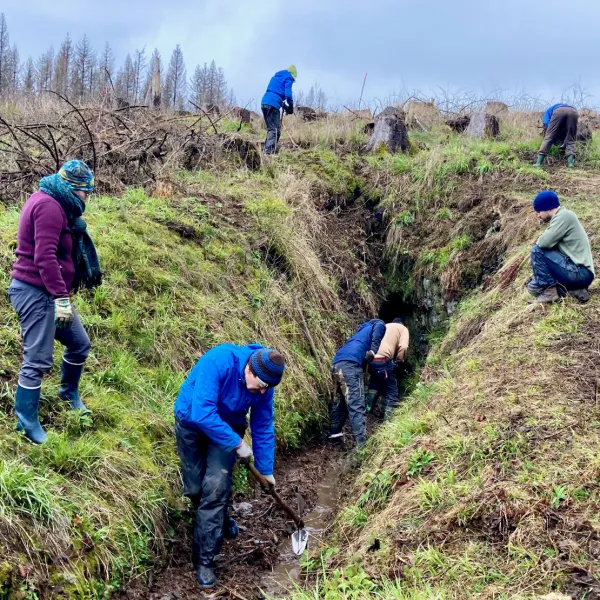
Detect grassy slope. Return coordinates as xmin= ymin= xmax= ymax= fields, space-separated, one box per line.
xmin=0 ymin=152 xmax=376 ymax=597
xmin=287 ymin=124 xmax=600 ymax=599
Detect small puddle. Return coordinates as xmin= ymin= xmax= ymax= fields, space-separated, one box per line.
xmin=260 ymin=462 xmax=341 ymax=596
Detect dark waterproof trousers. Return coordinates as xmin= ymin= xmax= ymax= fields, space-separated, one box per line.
xmin=175 ymin=418 xmax=246 ymax=568
xmin=329 ymin=361 xmax=366 ymax=445
xmin=539 ymin=106 xmax=579 ymax=158
xmin=262 ymin=104 xmax=281 ymax=154
xmin=368 ymin=359 xmax=399 ymax=411
xmin=530 ymin=245 xmax=594 ymax=291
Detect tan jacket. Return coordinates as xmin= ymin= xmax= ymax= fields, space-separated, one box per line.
xmin=376 ymin=323 xmax=410 ymax=361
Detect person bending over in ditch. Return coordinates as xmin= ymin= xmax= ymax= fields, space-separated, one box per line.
xmin=528 ymin=190 xmax=594 ymax=304
xmin=261 ymin=65 xmax=297 ymax=155
xmin=174 ymin=344 xmax=286 ymax=589
xmin=8 ymin=160 xmax=102 ymax=445
xmin=328 ymin=319 xmax=386 ymax=446
xmin=534 ymin=103 xmax=579 ymax=168
xmin=367 ymin=318 xmax=410 ymax=421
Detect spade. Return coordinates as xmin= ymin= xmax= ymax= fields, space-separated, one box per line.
xmin=247 ymin=463 xmax=309 ymax=555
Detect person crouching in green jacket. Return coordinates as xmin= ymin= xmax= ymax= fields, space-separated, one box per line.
xmin=528 ymin=190 xmax=594 ymax=304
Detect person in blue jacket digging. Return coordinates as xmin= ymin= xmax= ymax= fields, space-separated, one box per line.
xmin=174 ymin=344 xmax=286 ymax=589
xmin=261 ymin=65 xmax=297 ymax=154
xmin=328 ymin=319 xmax=386 ymax=446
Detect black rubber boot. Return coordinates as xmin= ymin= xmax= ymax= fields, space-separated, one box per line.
xmin=59 ymin=360 xmax=89 ymax=411
xmin=197 ymin=565 xmax=216 ymax=589
xmin=15 ymin=385 xmax=47 ymax=445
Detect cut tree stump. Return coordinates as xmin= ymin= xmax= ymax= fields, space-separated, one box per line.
xmin=365 ymin=106 xmax=408 ymax=154
xmin=576 ymin=121 xmax=592 ymax=143
xmin=579 ymin=108 xmax=600 ymax=131
xmin=485 ymin=101 xmax=509 ymax=118
xmin=405 ymin=101 xmax=441 ymax=129
xmin=446 ymin=116 xmax=471 ymax=133
xmin=296 ymin=106 xmax=318 ymax=121
xmin=231 ymin=107 xmax=251 ymax=124
xmin=466 ymin=112 xmax=500 ymax=139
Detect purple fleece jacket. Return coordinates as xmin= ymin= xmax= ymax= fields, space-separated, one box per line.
xmin=11 ymin=191 xmax=75 ymax=298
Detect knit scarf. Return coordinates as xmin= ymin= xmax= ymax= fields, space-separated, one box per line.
xmin=39 ymin=174 xmax=102 ymax=292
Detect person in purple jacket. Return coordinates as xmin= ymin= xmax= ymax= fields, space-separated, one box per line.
xmin=8 ymin=160 xmax=102 ymax=444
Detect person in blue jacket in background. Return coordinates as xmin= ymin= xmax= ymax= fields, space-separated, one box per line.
xmin=261 ymin=65 xmax=297 ymax=154
xmin=174 ymin=344 xmax=286 ymax=589
xmin=328 ymin=319 xmax=386 ymax=447
xmin=534 ymin=103 xmax=579 ymax=168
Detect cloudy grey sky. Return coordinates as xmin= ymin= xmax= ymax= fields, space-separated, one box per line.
xmin=3 ymin=0 xmax=600 ymax=110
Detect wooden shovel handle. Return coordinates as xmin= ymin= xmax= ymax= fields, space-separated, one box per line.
xmin=247 ymin=463 xmax=305 ymax=528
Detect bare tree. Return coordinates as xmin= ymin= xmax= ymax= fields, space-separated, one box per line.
xmin=205 ymin=60 xmax=219 ymax=106
xmin=132 ymin=47 xmax=146 ymax=103
xmin=190 ymin=64 xmax=204 ymax=107
xmin=36 ymin=47 xmax=54 ymax=92
xmin=6 ymin=44 xmax=20 ymax=92
xmin=71 ymin=35 xmax=96 ymax=101
xmin=23 ymin=56 xmax=34 ymax=93
xmin=53 ymin=34 xmax=73 ymax=96
xmin=0 ymin=13 xmax=10 ymax=94
xmin=217 ymin=67 xmax=228 ymax=107
xmin=115 ymin=54 xmax=136 ymax=103
xmin=149 ymin=50 xmax=161 ymax=107
xmin=98 ymin=42 xmax=115 ymax=91
xmin=164 ymin=44 xmax=186 ymax=108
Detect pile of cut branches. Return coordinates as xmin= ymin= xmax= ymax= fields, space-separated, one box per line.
xmin=0 ymin=93 xmax=261 ymax=203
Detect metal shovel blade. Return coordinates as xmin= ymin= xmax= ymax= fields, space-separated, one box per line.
xmin=291 ymin=527 xmax=309 ymax=555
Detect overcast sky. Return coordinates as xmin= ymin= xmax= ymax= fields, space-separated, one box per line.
xmin=3 ymin=0 xmax=600 ymax=110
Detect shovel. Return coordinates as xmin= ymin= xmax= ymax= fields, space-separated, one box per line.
xmin=247 ymin=463 xmax=309 ymax=555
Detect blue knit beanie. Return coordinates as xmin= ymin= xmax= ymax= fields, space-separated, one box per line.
xmin=250 ymin=349 xmax=286 ymax=387
xmin=533 ymin=190 xmax=560 ymax=212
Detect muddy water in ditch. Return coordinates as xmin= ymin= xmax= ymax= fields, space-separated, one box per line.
xmin=260 ymin=462 xmax=341 ymax=596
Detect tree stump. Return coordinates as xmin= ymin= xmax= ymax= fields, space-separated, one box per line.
xmin=231 ymin=107 xmax=251 ymax=124
xmin=576 ymin=121 xmax=592 ymax=143
xmin=296 ymin=106 xmax=318 ymax=121
xmin=485 ymin=101 xmax=509 ymax=118
xmin=405 ymin=101 xmax=441 ymax=129
xmin=446 ymin=116 xmax=471 ymax=133
xmin=579 ymin=108 xmax=600 ymax=131
xmin=365 ymin=107 xmax=408 ymax=154
xmin=466 ymin=112 xmax=500 ymax=139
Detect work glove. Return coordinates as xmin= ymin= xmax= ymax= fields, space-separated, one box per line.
xmin=235 ymin=440 xmax=253 ymax=465
xmin=54 ymin=298 xmax=74 ymax=329
xmin=284 ymin=101 xmax=294 ymax=115
xmin=261 ymin=474 xmax=276 ymax=488
xmin=365 ymin=350 xmax=375 ymax=363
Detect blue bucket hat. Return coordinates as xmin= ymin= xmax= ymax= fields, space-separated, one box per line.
xmin=250 ymin=349 xmax=286 ymax=387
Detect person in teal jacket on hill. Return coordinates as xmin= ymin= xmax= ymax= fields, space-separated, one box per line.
xmin=174 ymin=344 xmax=286 ymax=589
xmin=261 ymin=65 xmax=297 ymax=154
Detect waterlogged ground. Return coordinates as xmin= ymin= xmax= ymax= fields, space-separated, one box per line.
xmin=120 ymin=445 xmax=342 ymax=600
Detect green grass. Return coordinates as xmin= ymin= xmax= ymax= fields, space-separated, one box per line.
xmin=0 ymin=155 xmax=371 ymax=594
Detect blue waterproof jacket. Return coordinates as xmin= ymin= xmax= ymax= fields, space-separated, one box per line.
xmin=262 ymin=70 xmax=295 ymax=109
xmin=174 ymin=344 xmax=276 ymax=475
xmin=543 ymin=104 xmax=575 ymax=128
xmin=333 ymin=320 xmax=386 ymax=366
